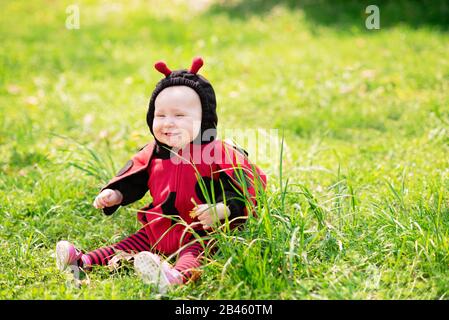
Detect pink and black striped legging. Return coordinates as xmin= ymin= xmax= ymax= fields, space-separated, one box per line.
xmin=81 ymin=227 xmax=204 ymax=282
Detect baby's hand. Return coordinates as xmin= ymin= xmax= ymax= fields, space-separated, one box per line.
xmin=190 ymin=198 xmax=230 ymax=230
xmin=93 ymin=189 xmax=123 ymax=209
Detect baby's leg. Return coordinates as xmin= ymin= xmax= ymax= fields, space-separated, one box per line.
xmin=83 ymin=228 xmax=152 ymax=267
xmin=174 ymin=242 xmax=205 ymax=282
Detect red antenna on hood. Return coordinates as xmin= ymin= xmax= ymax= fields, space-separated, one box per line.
xmin=154 ymin=61 xmax=172 ymax=77
xmin=189 ymin=56 xmax=204 ymax=74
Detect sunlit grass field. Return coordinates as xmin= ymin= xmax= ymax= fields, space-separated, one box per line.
xmin=1 ymin=0 xmax=448 ymax=299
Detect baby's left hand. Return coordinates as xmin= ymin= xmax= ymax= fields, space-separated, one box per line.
xmin=190 ymin=198 xmax=230 ymax=230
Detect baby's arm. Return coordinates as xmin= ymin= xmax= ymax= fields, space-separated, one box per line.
xmin=191 ymin=173 xmax=247 ymax=229
xmin=95 ymin=169 xmax=149 ymax=213
xmin=214 ymin=173 xmax=247 ymax=223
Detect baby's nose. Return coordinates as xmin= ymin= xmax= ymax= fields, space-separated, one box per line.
xmin=163 ymin=117 xmax=176 ymax=126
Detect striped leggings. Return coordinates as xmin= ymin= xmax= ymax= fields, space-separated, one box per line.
xmin=83 ymin=227 xmax=204 ymax=282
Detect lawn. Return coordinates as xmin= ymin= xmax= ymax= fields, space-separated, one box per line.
xmin=1 ymin=0 xmax=448 ymax=299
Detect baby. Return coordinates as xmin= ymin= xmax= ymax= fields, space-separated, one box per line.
xmin=56 ymin=57 xmax=267 ymax=292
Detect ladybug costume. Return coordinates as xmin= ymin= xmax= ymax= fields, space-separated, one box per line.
xmin=82 ymin=57 xmax=267 ymax=281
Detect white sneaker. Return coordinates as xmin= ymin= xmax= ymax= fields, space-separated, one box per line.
xmin=134 ymin=251 xmax=183 ymax=293
xmin=55 ymin=240 xmax=83 ymax=272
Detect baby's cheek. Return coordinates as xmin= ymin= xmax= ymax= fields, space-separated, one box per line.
xmin=152 ymin=121 xmax=160 ymax=133
xmin=152 ymin=124 xmax=164 ymax=140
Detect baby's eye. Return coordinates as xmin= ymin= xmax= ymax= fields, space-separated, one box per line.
xmin=155 ymin=114 xmax=165 ymax=118
xmin=175 ymin=114 xmax=185 ymax=117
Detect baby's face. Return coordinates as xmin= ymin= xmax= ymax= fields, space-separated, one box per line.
xmin=153 ymin=86 xmax=202 ymax=148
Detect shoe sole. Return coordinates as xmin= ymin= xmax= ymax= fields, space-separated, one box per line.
xmin=134 ymin=252 xmax=169 ymax=292
xmin=56 ymin=241 xmax=70 ymax=271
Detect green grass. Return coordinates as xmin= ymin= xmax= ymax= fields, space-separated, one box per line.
xmin=1 ymin=0 xmax=449 ymax=299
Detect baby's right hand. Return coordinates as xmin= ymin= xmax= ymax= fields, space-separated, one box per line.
xmin=93 ymin=189 xmax=123 ymax=209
